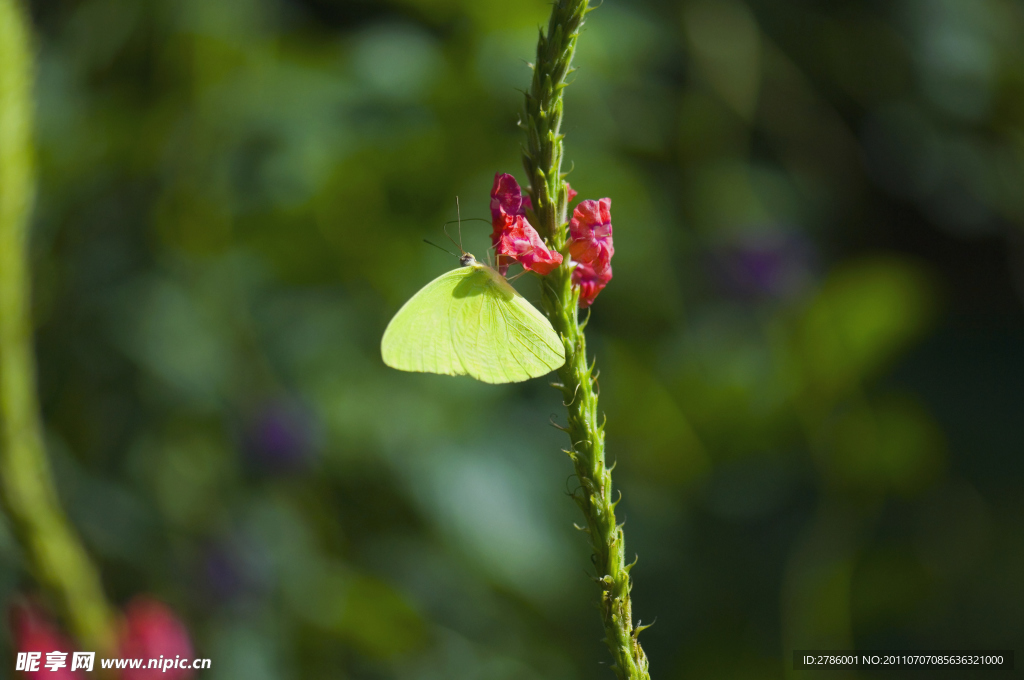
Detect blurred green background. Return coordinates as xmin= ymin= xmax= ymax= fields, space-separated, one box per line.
xmin=3 ymin=0 xmax=1023 ymax=677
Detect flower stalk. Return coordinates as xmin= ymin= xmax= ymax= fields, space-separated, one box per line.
xmin=521 ymin=2 xmax=652 ymax=679
xmin=0 ymin=0 xmax=116 ymax=655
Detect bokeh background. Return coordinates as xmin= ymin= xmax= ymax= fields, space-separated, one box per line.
xmin=3 ymin=0 xmax=1023 ymax=677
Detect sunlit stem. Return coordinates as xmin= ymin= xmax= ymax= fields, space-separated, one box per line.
xmin=521 ymin=2 xmax=652 ymax=678
xmin=0 ymin=0 xmax=116 ymax=655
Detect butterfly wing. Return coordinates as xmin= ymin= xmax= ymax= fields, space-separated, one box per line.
xmin=381 ymin=268 xmax=467 ymax=377
xmin=448 ymin=266 xmax=565 ymax=383
xmin=381 ymin=265 xmax=565 ymax=383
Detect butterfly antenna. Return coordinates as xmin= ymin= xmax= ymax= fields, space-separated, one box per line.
xmin=441 ymin=224 xmax=464 ymax=254
xmin=423 ymin=239 xmax=457 ymax=257
xmin=456 ymin=196 xmax=464 ymax=251
xmin=439 ymin=216 xmax=490 ymax=253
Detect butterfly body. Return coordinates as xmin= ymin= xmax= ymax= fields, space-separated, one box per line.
xmin=381 ymin=254 xmax=566 ymax=383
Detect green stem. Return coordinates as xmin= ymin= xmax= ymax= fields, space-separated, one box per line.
xmin=522 ymin=3 xmax=651 ymax=679
xmin=0 ymin=0 xmax=116 ymax=654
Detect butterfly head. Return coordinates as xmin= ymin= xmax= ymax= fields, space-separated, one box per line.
xmin=459 ymin=253 xmax=478 ymax=267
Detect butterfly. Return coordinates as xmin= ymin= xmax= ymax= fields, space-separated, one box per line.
xmin=381 ymin=252 xmax=566 ymax=383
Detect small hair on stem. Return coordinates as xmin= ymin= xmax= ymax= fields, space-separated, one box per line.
xmin=549 ymin=414 xmax=570 ymax=432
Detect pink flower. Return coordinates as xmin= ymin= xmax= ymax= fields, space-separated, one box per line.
xmin=490 ymin=173 xmax=562 ymax=276
xmin=568 ymin=198 xmax=613 ymax=266
xmin=10 ymin=602 xmax=82 ymax=680
xmin=492 ymin=213 xmax=563 ymax=276
xmin=490 ymin=172 xmax=532 ymax=221
xmin=573 ymin=261 xmax=614 ymax=308
xmin=568 ymin=198 xmax=614 ymax=307
xmin=118 ymin=598 xmax=194 ymax=680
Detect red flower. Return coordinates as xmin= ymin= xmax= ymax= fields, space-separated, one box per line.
xmin=10 ymin=602 xmax=82 ymax=680
xmin=490 ymin=172 xmax=532 ymax=221
xmin=568 ymin=198 xmax=613 ymax=267
xmin=489 ymin=173 xmax=562 ymax=276
xmin=568 ymin=198 xmax=614 ymax=307
xmin=118 ymin=598 xmax=194 ymax=680
xmin=573 ymin=261 xmax=614 ymax=309
xmin=566 ymin=182 xmax=578 ymax=203
xmin=492 ymin=213 xmax=563 ymax=276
